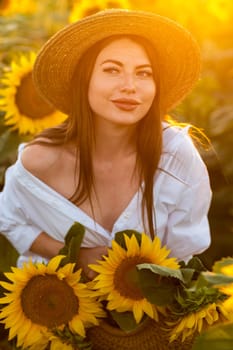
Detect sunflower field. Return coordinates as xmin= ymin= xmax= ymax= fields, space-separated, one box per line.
xmin=0 ymin=0 xmax=232 ymax=349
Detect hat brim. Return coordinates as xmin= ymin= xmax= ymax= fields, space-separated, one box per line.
xmin=33 ymin=9 xmax=201 ymax=115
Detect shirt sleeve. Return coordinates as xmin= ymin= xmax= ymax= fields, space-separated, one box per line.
xmin=160 ymin=127 xmax=212 ymax=262
xmin=166 ymin=176 xmax=211 ymax=262
xmin=0 ymin=165 xmax=42 ymax=254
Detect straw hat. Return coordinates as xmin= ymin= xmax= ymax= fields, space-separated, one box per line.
xmin=33 ymin=8 xmax=201 ymax=115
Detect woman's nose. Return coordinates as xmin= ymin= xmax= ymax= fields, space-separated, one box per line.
xmin=120 ymin=74 xmax=136 ymax=93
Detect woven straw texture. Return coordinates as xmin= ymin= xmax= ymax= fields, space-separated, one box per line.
xmin=87 ymin=317 xmax=194 ymax=350
xmin=33 ymin=9 xmax=200 ymax=115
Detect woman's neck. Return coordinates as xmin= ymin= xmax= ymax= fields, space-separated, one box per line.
xmin=93 ymin=117 xmax=137 ymax=161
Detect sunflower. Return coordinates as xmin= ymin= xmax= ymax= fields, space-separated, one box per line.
xmin=69 ymin=0 xmax=130 ymax=23
xmin=50 ymin=337 xmax=73 ymax=350
xmin=49 ymin=332 xmax=92 ymax=350
xmin=0 ymin=0 xmax=36 ymax=16
xmin=217 ymin=263 xmax=233 ymax=313
xmin=89 ymin=233 xmax=179 ymax=324
xmin=0 ymin=52 xmax=67 ymax=135
xmin=168 ymin=301 xmax=231 ymax=342
xmin=0 ymin=255 xmax=104 ymax=349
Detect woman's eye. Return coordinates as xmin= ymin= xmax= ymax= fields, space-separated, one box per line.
xmin=137 ymin=70 xmax=153 ymax=77
xmin=103 ymin=67 xmax=119 ymax=74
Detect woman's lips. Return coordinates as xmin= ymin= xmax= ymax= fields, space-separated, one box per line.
xmin=111 ymin=99 xmax=141 ymax=111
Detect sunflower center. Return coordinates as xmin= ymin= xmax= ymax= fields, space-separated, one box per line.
xmin=15 ymin=72 xmax=55 ymax=119
xmin=114 ymin=256 xmax=151 ymax=300
xmin=21 ymin=274 xmax=79 ymax=328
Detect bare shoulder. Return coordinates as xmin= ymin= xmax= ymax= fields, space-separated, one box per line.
xmin=21 ymin=140 xmax=61 ymax=178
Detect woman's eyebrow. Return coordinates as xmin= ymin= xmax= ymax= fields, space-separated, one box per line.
xmin=101 ymin=59 xmax=123 ymax=66
xmin=101 ymin=59 xmax=152 ymax=69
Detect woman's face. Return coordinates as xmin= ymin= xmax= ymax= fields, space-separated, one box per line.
xmin=88 ymin=38 xmax=156 ymax=126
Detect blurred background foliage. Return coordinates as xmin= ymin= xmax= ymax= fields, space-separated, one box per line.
xmin=0 ymin=0 xmax=232 ymax=271
xmin=0 ymin=0 xmax=232 ymax=348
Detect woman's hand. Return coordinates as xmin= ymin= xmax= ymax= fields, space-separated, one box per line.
xmin=77 ymin=246 xmax=108 ymax=280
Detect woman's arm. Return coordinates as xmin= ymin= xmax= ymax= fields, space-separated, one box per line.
xmin=29 ymin=232 xmax=108 ymax=279
xmin=29 ymin=231 xmax=64 ymax=259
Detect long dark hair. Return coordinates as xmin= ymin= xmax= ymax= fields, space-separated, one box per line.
xmin=32 ymin=35 xmax=163 ymax=238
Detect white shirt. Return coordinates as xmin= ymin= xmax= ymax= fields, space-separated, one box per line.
xmin=0 ymin=125 xmax=212 ymax=266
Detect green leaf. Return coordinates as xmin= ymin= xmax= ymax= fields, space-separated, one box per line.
xmin=180 ymin=268 xmax=196 ymax=285
xmin=194 ymin=273 xmax=211 ymax=289
xmin=185 ymin=257 xmax=208 ymax=272
xmin=64 ymin=222 xmax=85 ymax=245
xmin=179 ymin=257 xmax=207 ymax=284
xmin=192 ymin=322 xmax=233 ymax=350
xmin=137 ymin=268 xmax=177 ymax=305
xmin=137 ymin=263 xmax=185 ymax=282
xmin=109 ymin=310 xmax=139 ymax=332
xmin=0 ymin=234 xmax=18 ymax=272
xmin=59 ymin=222 xmax=85 ymax=266
xmin=199 ymin=271 xmax=233 ymax=286
xmin=114 ymin=230 xmax=142 ymax=249
xmin=52 ymin=325 xmax=92 ymax=349
xmin=171 ymin=285 xmax=224 ymax=316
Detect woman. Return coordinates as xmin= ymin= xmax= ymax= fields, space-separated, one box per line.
xmin=0 ymin=9 xmax=211 ymax=279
